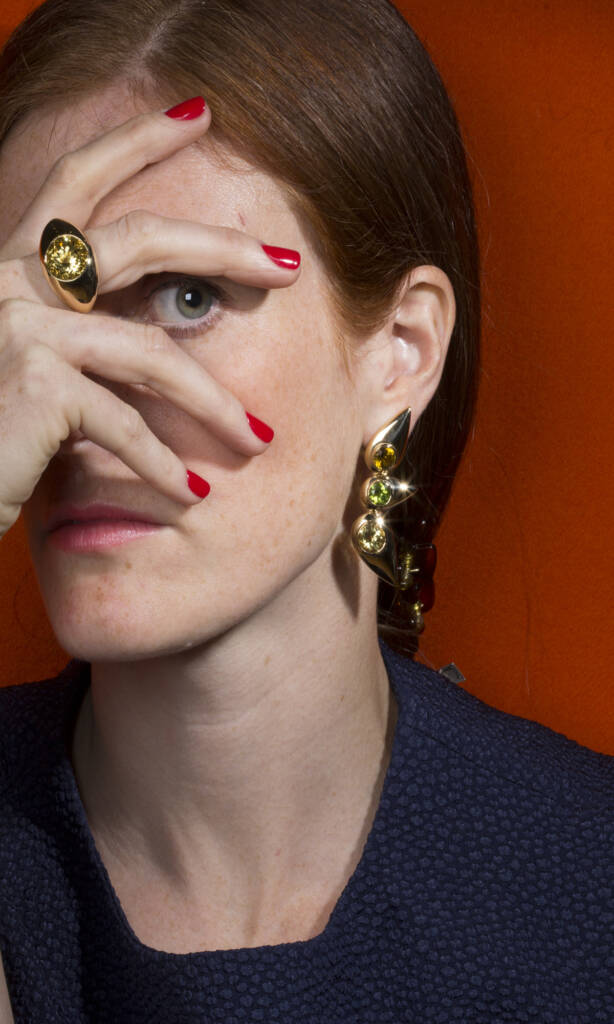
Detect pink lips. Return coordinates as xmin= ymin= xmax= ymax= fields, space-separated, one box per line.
xmin=48 ymin=520 xmax=163 ymax=552
xmin=45 ymin=502 xmax=166 ymax=552
xmin=46 ymin=502 xmax=163 ymax=533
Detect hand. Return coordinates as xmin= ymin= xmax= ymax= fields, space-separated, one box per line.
xmin=0 ymin=99 xmax=301 ymax=539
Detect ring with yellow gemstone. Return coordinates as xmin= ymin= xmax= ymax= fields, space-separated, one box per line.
xmin=39 ymin=218 xmax=99 ymax=313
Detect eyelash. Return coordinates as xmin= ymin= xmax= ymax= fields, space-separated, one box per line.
xmin=142 ymin=276 xmax=225 ymax=339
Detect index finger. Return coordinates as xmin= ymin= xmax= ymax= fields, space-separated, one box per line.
xmin=3 ymin=97 xmax=211 ymax=258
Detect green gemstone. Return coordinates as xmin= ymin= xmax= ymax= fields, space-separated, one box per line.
xmin=44 ymin=235 xmax=90 ymax=281
xmin=357 ymin=519 xmax=386 ymax=554
xmin=372 ymin=443 xmax=397 ymax=472
xmin=368 ymin=480 xmax=392 ymax=507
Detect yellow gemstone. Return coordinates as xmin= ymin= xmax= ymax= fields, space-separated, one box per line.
xmin=44 ymin=235 xmax=90 ymax=281
xmin=368 ymin=480 xmax=392 ymax=507
xmin=357 ymin=519 xmax=386 ymax=554
xmin=372 ymin=443 xmax=397 ymax=472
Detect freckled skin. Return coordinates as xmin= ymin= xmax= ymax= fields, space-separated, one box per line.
xmin=0 ymin=82 xmax=406 ymax=951
xmin=0 ymin=83 xmax=365 ymax=659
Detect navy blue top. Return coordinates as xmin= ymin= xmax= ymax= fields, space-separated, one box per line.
xmin=1 ymin=639 xmax=614 ymax=1022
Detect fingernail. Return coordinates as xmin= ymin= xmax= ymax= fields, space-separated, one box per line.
xmin=246 ymin=411 xmax=274 ymax=443
xmin=165 ymin=96 xmax=207 ymax=120
xmin=261 ymin=244 xmax=301 ymax=271
xmin=186 ymin=468 xmax=211 ymax=498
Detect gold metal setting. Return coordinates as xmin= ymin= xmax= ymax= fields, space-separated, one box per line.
xmin=409 ymin=602 xmax=425 ymax=635
xmin=39 ymin=218 xmax=99 ymax=313
xmin=350 ymin=407 xmax=417 ymax=588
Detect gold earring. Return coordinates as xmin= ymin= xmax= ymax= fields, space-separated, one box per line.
xmin=351 ymin=406 xmax=417 ymax=586
xmin=350 ymin=406 xmax=436 ymax=635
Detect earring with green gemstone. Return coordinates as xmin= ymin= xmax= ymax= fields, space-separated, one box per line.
xmin=351 ymin=406 xmax=438 ymax=636
xmin=350 ymin=406 xmax=418 ymax=586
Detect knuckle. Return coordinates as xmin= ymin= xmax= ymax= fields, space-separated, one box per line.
xmin=19 ymin=343 xmax=59 ymax=398
xmin=49 ymin=151 xmax=82 ymax=191
xmin=117 ymin=209 xmax=160 ymax=247
xmin=50 ymin=366 xmax=74 ymax=411
xmin=220 ymin=225 xmax=244 ymax=255
xmin=0 ymin=297 xmax=29 ymax=338
xmin=130 ymin=115 xmax=156 ymax=152
xmin=119 ymin=402 xmax=147 ymax=443
xmin=139 ymin=322 xmax=172 ymax=358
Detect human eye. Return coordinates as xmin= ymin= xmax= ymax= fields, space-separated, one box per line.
xmin=140 ymin=276 xmax=224 ymax=339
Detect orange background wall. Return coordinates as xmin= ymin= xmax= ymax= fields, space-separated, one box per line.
xmin=1 ymin=1 xmax=613 ymax=752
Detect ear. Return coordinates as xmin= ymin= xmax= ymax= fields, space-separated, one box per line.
xmin=356 ymin=265 xmax=456 ymax=446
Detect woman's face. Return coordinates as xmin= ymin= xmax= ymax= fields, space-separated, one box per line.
xmin=0 ymin=83 xmax=368 ymax=661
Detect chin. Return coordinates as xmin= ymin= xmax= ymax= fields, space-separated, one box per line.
xmin=47 ymin=617 xmax=221 ymax=664
xmin=39 ymin=585 xmax=231 ymax=664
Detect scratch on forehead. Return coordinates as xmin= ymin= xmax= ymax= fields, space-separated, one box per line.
xmin=236 ymin=209 xmax=247 ymax=228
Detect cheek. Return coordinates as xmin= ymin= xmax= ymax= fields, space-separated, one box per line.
xmin=176 ymin=310 xmax=357 ymax=570
xmin=236 ymin=315 xmax=352 ymax=483
xmin=194 ymin=285 xmax=353 ymax=479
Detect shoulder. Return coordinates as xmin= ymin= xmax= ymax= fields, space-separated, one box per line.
xmin=380 ymin=640 xmax=614 ymax=812
xmin=0 ymin=660 xmax=89 ymax=794
xmin=0 ymin=661 xmax=89 ymax=919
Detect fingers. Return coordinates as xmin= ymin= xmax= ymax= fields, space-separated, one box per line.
xmin=6 ymin=213 xmax=301 ymax=315
xmin=0 ymin=335 xmax=206 ymax=542
xmin=50 ymin=351 xmax=210 ymax=510
xmin=66 ymin=361 xmax=209 ymax=509
xmin=88 ymin=211 xmax=301 ymax=294
xmin=2 ymin=97 xmax=212 ymax=259
xmin=2 ymin=298 xmax=269 ymax=457
xmin=0 ymin=92 xmax=301 ymax=302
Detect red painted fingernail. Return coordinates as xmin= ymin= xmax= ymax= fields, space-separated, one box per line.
xmin=186 ymin=469 xmax=211 ymax=498
xmin=246 ymin=412 xmax=274 ymax=443
xmin=164 ymin=96 xmax=206 ymax=120
xmin=261 ymin=244 xmax=301 ymax=271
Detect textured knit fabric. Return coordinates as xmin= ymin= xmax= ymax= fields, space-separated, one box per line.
xmin=1 ymin=639 xmax=614 ymax=1023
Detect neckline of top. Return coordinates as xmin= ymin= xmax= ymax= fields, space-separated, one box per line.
xmin=55 ymin=638 xmax=412 ymax=962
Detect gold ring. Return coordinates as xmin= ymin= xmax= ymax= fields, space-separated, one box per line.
xmin=39 ymin=218 xmax=99 ymax=313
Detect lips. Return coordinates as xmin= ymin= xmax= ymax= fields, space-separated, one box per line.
xmin=46 ymin=502 xmax=164 ymax=533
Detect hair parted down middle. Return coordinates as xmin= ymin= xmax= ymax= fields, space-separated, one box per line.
xmin=0 ymin=0 xmax=480 ymax=658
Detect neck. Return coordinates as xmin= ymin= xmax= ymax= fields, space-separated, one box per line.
xmin=71 ymin=552 xmax=397 ymax=941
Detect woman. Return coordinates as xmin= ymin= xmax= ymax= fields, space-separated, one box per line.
xmin=0 ymin=0 xmax=611 ymax=1021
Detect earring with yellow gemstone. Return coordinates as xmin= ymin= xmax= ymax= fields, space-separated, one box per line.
xmin=350 ymin=406 xmax=437 ymax=635
xmin=350 ymin=406 xmax=417 ymax=584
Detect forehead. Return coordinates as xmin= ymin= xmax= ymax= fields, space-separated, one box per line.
xmin=0 ymin=81 xmax=295 ymax=243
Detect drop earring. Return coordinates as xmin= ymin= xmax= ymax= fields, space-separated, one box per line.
xmin=350 ymin=406 xmax=437 ymax=636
